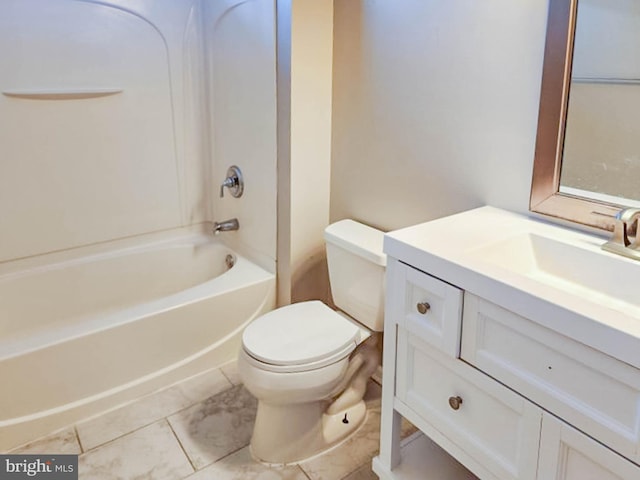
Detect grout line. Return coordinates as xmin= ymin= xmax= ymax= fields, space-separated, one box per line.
xmin=194 ymin=442 xmax=251 ymax=471
xmin=219 ymin=363 xmax=239 ymax=386
xmin=80 ymin=418 xmax=172 ymax=454
xmin=80 ymin=382 xmax=239 ymax=454
xmin=80 ymin=423 xmax=151 ymax=453
xmin=166 ymin=382 xmax=237 ymax=425
xmin=6 ymin=426 xmax=84 ymax=455
xmin=339 ymin=460 xmax=374 ymax=480
xmin=166 ymin=418 xmax=197 ymax=474
xmin=73 ymin=426 xmax=85 ymax=454
xmin=8 ymin=367 xmax=236 ymax=456
xmin=297 ymin=464 xmax=313 ymax=480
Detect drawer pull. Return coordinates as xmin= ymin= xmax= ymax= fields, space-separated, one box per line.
xmin=416 ymin=302 xmax=431 ymax=314
xmin=448 ymin=396 xmax=463 ymax=410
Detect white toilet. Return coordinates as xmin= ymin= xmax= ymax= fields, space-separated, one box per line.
xmin=238 ymin=219 xmax=386 ymax=464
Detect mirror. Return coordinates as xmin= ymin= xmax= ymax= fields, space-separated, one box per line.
xmin=530 ymin=0 xmax=640 ymax=230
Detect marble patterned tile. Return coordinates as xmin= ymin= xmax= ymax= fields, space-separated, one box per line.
xmin=299 ymin=408 xmax=381 ymax=480
xmin=386 ymin=433 xmax=479 ymax=480
xmin=341 ymin=463 xmax=379 ymax=480
xmin=78 ymin=420 xmax=193 ymax=479
xmin=168 ymin=384 xmax=257 ymax=469
xmin=299 ymin=381 xmax=414 ymax=480
xmin=220 ymin=360 xmax=242 ymax=386
xmin=177 ymin=368 xmax=234 ymax=404
xmin=77 ymin=368 xmax=231 ymax=451
xmin=10 ymin=427 xmax=81 ymax=455
xmin=185 ymin=446 xmax=308 ymax=480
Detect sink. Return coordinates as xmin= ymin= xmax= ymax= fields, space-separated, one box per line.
xmin=470 ymin=233 xmax=639 ymax=316
xmin=384 ymin=206 xmax=640 ymax=369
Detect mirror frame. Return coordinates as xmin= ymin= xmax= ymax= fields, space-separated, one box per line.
xmin=530 ymin=0 xmax=621 ymax=231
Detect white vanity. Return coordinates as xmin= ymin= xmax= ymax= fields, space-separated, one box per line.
xmin=372 ymin=207 xmax=640 ymax=480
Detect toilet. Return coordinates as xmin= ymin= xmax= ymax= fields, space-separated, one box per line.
xmin=238 ymin=219 xmax=386 ymax=464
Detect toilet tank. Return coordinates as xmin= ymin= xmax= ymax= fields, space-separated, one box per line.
xmin=324 ymin=220 xmax=386 ymax=332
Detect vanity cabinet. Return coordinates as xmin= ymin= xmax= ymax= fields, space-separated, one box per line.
xmin=461 ymin=294 xmax=640 ymax=463
xmin=373 ymin=259 xmax=640 ymax=480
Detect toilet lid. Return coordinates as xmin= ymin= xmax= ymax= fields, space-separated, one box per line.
xmin=242 ymin=301 xmax=359 ymax=368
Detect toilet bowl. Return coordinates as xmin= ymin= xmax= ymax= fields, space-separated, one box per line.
xmin=238 ymin=220 xmax=386 ymax=464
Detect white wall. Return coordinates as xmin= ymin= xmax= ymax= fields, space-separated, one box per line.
xmin=289 ymin=0 xmax=334 ymax=302
xmin=277 ymin=0 xmax=334 ymax=305
xmin=330 ymin=0 xmax=549 ymax=231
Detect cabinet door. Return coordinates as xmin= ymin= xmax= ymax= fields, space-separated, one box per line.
xmin=538 ymin=414 xmax=640 ymax=480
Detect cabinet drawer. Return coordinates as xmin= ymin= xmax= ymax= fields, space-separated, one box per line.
xmin=539 ymin=413 xmax=640 ymax=480
xmin=461 ymin=294 xmax=640 ymax=463
xmin=396 ymin=329 xmax=541 ymax=480
xmin=387 ymin=259 xmax=463 ymax=357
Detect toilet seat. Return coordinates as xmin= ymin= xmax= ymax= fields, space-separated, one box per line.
xmin=242 ymin=301 xmax=359 ymax=373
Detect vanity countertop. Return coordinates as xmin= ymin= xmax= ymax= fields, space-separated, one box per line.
xmin=384 ymin=206 xmax=640 ymax=368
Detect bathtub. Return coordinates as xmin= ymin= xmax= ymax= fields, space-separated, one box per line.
xmin=0 ymin=230 xmax=275 ymax=451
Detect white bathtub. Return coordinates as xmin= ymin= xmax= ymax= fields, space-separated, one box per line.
xmin=0 ymin=231 xmax=275 ymax=451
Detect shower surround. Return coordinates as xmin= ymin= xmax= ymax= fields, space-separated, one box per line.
xmin=0 ymin=0 xmax=277 ymax=450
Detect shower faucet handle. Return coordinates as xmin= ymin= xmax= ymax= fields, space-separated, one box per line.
xmin=219 ymin=178 xmax=235 ymax=197
xmin=219 ymin=165 xmax=244 ymax=198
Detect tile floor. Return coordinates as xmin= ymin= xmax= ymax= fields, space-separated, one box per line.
xmin=9 ymin=362 xmax=417 ymax=480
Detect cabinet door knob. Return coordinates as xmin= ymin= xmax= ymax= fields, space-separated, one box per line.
xmin=416 ymin=302 xmax=431 ymax=314
xmin=448 ymin=396 xmax=463 ymax=410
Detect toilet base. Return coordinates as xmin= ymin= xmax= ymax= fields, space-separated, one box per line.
xmin=250 ymin=399 xmax=367 ymax=465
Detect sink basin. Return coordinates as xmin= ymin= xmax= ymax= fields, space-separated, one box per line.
xmin=471 ymin=233 xmax=639 ymax=316
xmin=384 ymin=206 xmax=640 ymax=368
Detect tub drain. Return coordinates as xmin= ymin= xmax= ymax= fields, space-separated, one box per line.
xmin=225 ymin=254 xmax=236 ymax=269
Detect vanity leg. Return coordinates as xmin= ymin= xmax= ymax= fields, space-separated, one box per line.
xmin=379 ymin=408 xmax=402 ymax=469
xmin=378 ymin=320 xmax=402 ymax=470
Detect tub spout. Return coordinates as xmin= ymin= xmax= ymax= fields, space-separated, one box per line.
xmin=213 ymin=218 xmax=239 ymax=235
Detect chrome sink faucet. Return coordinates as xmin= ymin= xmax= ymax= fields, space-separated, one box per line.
xmin=213 ymin=218 xmax=239 ymax=235
xmin=601 ymin=208 xmax=640 ymax=260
